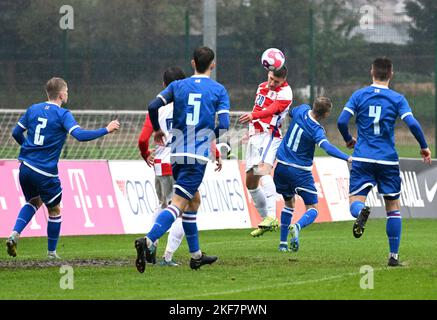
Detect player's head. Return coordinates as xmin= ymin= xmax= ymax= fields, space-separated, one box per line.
xmin=163 ymin=67 xmax=186 ymax=88
xmin=192 ymin=46 xmax=215 ymax=74
xmin=312 ymin=96 xmax=332 ymax=120
xmin=371 ymin=57 xmax=393 ymax=82
xmin=267 ymin=66 xmax=287 ymax=91
xmin=46 ymin=77 xmax=68 ymax=105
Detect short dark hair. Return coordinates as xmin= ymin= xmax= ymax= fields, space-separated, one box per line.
xmin=46 ymin=77 xmax=67 ymax=100
xmin=193 ymin=46 xmax=215 ymax=73
xmin=312 ymin=96 xmax=332 ymax=118
xmin=372 ymin=57 xmax=393 ymax=81
xmin=272 ymin=65 xmax=287 ymax=79
xmin=163 ymin=67 xmax=186 ymax=87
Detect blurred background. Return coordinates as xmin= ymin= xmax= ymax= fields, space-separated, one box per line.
xmin=0 ymin=0 xmax=435 ymax=159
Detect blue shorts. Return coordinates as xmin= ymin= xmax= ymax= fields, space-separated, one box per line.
xmin=19 ymin=163 xmax=62 ymax=208
xmin=273 ymin=163 xmax=318 ymax=205
xmin=171 ymin=156 xmax=208 ymax=200
xmin=349 ymin=161 xmax=401 ymax=199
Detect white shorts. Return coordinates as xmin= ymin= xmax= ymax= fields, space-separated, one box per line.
xmin=155 ymin=175 xmax=174 ymax=208
xmin=245 ymin=132 xmax=281 ymax=172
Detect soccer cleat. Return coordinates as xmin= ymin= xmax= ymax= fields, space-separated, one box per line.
xmin=289 ymin=224 xmax=299 ymax=252
xmin=159 ymin=258 xmax=180 ymax=267
xmin=47 ymin=251 xmax=62 ymax=259
xmin=353 ymin=206 xmax=371 ymax=238
xmin=190 ymin=253 xmax=218 ymax=270
xmin=278 ymin=243 xmax=289 ymax=252
xmin=250 ymin=217 xmax=279 ymax=237
xmin=6 ymin=236 xmax=18 ymax=258
xmin=147 ymin=242 xmax=157 ymax=264
xmin=134 ymin=237 xmax=147 ymax=273
xmin=6 ymin=232 xmax=19 ymax=258
xmin=388 ymin=253 xmax=402 ymax=267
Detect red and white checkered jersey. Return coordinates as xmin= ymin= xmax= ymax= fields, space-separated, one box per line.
xmin=138 ymin=103 xmax=173 ymax=176
xmin=249 ymin=81 xmax=293 ymax=138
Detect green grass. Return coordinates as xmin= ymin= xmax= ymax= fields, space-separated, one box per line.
xmin=1 ymin=219 xmax=436 ymax=300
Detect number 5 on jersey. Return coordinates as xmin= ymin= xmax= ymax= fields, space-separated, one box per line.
xmin=34 ymin=117 xmax=47 ymax=145
xmin=186 ymin=93 xmax=201 ymax=126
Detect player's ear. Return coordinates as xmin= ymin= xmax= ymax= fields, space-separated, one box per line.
xmin=191 ymin=59 xmax=196 ymax=71
xmin=210 ymin=61 xmax=216 ymax=71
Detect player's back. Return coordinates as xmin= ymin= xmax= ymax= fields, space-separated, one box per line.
xmin=276 ymin=104 xmax=327 ymax=170
xmin=169 ymin=76 xmax=230 ymax=160
xmin=18 ymin=102 xmax=73 ymax=175
xmin=345 ymin=85 xmax=411 ymax=163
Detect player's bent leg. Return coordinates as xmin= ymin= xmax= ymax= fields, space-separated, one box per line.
xmin=350 ymin=195 xmax=371 ymax=239
xmin=289 ymin=191 xmax=319 ymax=252
xmin=135 ymin=195 xmax=185 ymax=273
xmin=7 ymin=197 xmax=42 ymax=258
xmin=384 ymin=198 xmax=402 ymax=267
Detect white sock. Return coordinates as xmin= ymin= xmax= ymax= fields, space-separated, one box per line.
xmin=165 ymin=218 xmax=184 ymax=261
xmin=260 ymin=175 xmax=277 ymax=219
xmin=249 ymin=187 xmax=268 ymax=218
xmin=191 ymin=250 xmax=202 ymax=259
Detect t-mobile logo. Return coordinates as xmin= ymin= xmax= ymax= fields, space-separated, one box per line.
xmin=68 ymin=169 xmax=115 ymax=228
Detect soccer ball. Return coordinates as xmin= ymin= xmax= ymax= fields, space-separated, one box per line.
xmin=261 ymin=48 xmax=286 ymax=71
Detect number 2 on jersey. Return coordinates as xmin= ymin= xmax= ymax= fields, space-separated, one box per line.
xmin=34 ymin=117 xmax=47 ymax=146
xmin=369 ymin=105 xmax=381 ymax=135
xmin=186 ymin=93 xmax=202 ymax=126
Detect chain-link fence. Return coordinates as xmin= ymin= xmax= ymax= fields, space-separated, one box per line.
xmin=0 ymin=0 xmax=435 ymax=152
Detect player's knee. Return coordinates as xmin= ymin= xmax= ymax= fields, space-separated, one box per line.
xmin=29 ymin=197 xmax=43 ymax=209
xmin=48 ymin=204 xmax=61 ymax=217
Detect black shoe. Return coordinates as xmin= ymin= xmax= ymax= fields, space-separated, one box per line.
xmin=388 ymin=256 xmax=402 ymax=267
xmin=190 ymin=253 xmax=218 ymax=270
xmin=146 ymin=242 xmax=157 ymax=264
xmin=353 ymin=206 xmax=371 ymax=238
xmin=134 ymin=238 xmax=146 ymax=273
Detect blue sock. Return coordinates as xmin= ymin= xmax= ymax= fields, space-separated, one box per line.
xmin=146 ymin=205 xmax=179 ymax=243
xmin=47 ymin=215 xmax=62 ymax=252
xmin=386 ymin=211 xmax=402 ymax=254
xmin=13 ymin=203 xmax=38 ymax=234
xmin=350 ymin=201 xmax=365 ymax=218
xmin=280 ymin=207 xmax=294 ymax=243
xmin=296 ymin=208 xmax=318 ymax=230
xmin=182 ymin=211 xmax=199 ymax=253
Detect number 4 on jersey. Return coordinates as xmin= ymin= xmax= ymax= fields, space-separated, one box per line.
xmin=369 ymin=105 xmax=381 ymax=135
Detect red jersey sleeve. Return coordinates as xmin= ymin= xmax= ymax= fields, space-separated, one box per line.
xmin=138 ymin=115 xmax=154 ymax=161
xmin=251 ymin=99 xmax=291 ymax=120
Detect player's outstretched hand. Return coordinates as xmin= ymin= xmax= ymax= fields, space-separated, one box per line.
xmin=420 ymin=148 xmax=432 ymax=165
xmin=347 ymin=156 xmax=353 ymax=163
xmin=146 ymin=149 xmax=155 ymax=167
xmin=239 ymin=113 xmax=253 ymax=124
xmin=106 ymin=120 xmax=120 ymax=133
xmin=346 ymin=137 xmax=356 ymax=149
xmin=215 ymin=156 xmax=223 ymax=172
xmin=154 ymin=129 xmax=166 ymax=146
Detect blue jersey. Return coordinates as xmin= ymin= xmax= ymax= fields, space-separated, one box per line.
xmin=158 ymin=75 xmax=230 ymax=160
xmin=17 ymin=102 xmax=79 ymax=175
xmin=276 ymin=104 xmax=328 ymax=171
xmin=344 ymin=84 xmax=412 ymax=164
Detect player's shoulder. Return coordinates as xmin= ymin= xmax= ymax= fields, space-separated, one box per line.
xmin=291 ymin=103 xmax=310 ymax=118
xmin=277 ymin=82 xmax=293 ymax=99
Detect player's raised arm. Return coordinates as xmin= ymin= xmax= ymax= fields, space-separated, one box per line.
xmin=63 ymin=111 xmax=119 ymax=142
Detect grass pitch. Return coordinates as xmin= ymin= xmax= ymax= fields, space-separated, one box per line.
xmin=0 ymin=219 xmax=436 ymax=300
